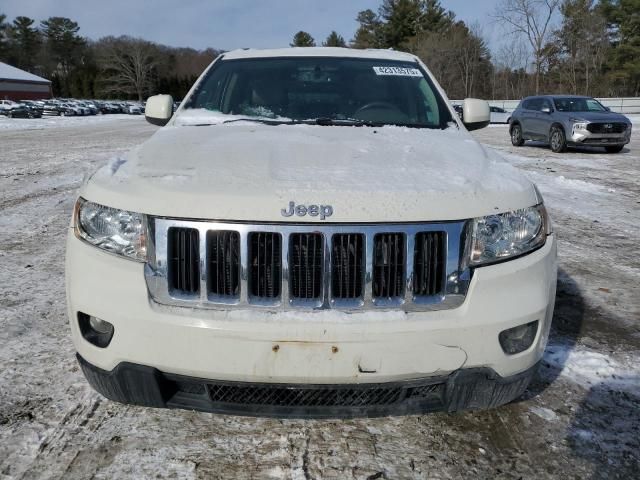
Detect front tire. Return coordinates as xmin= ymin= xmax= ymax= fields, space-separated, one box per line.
xmin=510 ymin=124 xmax=524 ymax=146
xmin=605 ymin=145 xmax=624 ymax=153
xmin=549 ymin=125 xmax=567 ymax=153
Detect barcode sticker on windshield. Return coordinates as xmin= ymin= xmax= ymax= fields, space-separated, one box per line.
xmin=373 ymin=66 xmax=422 ymax=77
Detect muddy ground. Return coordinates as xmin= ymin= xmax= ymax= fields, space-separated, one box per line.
xmin=1 ymin=116 xmax=638 ymax=479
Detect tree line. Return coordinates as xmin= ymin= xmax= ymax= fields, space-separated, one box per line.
xmin=294 ymin=0 xmax=640 ymax=99
xmin=0 ymin=15 xmax=221 ymax=100
xmin=1 ymin=0 xmax=638 ymax=101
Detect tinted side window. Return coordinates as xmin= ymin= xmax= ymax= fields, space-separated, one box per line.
xmin=541 ymin=98 xmax=553 ymax=110
xmin=523 ymin=98 xmax=541 ymax=111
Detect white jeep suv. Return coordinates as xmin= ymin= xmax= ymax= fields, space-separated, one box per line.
xmin=66 ymin=48 xmax=557 ymax=417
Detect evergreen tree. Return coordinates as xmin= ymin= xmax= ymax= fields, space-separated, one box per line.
xmin=323 ymin=31 xmax=347 ymax=47
xmin=599 ymin=0 xmax=640 ymax=96
xmin=290 ymin=31 xmax=316 ymax=47
xmin=0 ymin=14 xmax=9 ymax=61
xmin=40 ymin=17 xmax=86 ymax=95
xmin=419 ymin=0 xmax=455 ymax=32
xmin=8 ymin=16 xmax=41 ymax=71
xmin=379 ymin=0 xmax=423 ymax=48
xmin=352 ymin=9 xmax=384 ymax=48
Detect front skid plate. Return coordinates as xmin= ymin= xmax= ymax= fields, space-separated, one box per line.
xmin=77 ymin=354 xmax=538 ymax=418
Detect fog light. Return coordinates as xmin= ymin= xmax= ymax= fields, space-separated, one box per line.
xmin=499 ymin=320 xmax=538 ymax=355
xmin=78 ymin=312 xmax=114 ymax=348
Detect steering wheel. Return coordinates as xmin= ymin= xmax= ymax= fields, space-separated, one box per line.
xmin=354 ymin=101 xmax=401 ymax=116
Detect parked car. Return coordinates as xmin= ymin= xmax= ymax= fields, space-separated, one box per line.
xmin=62 ymin=103 xmax=82 ymax=116
xmin=42 ymin=102 xmax=62 ymax=116
xmin=68 ymin=48 xmax=557 ymax=418
xmin=0 ymin=100 xmax=30 ymax=118
xmin=489 ymin=106 xmax=511 ymax=124
xmin=451 ymin=103 xmax=463 ymax=119
xmin=126 ymin=103 xmax=143 ymax=115
xmin=509 ymin=95 xmax=632 ymax=153
xmin=19 ymin=100 xmax=44 ymax=118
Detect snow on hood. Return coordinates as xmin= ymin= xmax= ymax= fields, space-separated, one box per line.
xmin=83 ymin=121 xmax=538 ymax=222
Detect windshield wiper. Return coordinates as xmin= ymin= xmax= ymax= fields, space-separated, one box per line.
xmin=222 ymin=117 xmax=296 ymax=125
xmin=303 ymin=118 xmax=384 ymax=127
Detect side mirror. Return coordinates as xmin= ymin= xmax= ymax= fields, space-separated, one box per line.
xmin=541 ymin=106 xmax=552 ymax=114
xmin=462 ymin=98 xmax=490 ymax=131
xmin=604 ymin=106 xmax=611 ymax=112
xmin=145 ymin=94 xmax=173 ymax=126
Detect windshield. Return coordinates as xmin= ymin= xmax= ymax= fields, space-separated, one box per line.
xmin=184 ymin=57 xmax=453 ymax=128
xmin=553 ymin=97 xmax=607 ymax=112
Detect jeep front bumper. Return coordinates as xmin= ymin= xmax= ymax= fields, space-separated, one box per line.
xmin=66 ymin=233 xmax=557 ymax=415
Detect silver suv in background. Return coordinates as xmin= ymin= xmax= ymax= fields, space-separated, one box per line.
xmin=509 ymin=95 xmax=632 ymax=153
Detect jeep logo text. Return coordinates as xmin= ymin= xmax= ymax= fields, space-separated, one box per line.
xmin=281 ymin=201 xmax=333 ymax=220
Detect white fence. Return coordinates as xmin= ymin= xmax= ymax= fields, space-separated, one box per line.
xmin=452 ymin=98 xmax=640 ymax=114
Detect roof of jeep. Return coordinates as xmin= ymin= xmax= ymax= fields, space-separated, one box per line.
xmin=222 ymin=47 xmax=418 ymax=62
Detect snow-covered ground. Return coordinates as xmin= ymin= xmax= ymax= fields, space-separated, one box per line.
xmin=0 ymin=114 xmax=138 ymax=131
xmin=0 ymin=116 xmax=638 ymax=479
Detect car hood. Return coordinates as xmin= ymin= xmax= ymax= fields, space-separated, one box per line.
xmin=560 ymin=111 xmax=631 ymax=123
xmin=82 ymin=123 xmax=538 ymax=223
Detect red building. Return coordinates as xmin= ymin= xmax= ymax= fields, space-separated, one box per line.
xmin=0 ymin=62 xmax=52 ymax=101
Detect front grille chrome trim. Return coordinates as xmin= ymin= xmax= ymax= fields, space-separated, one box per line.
xmin=145 ymin=219 xmax=471 ymax=312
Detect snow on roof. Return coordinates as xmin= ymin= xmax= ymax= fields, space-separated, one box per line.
xmin=0 ymin=62 xmax=51 ymax=84
xmin=223 ymin=47 xmax=418 ymax=62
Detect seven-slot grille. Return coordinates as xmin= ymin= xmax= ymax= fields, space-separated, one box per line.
xmin=158 ymin=221 xmax=462 ymax=310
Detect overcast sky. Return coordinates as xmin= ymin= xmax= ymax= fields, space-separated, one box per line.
xmin=1 ymin=0 xmax=500 ymax=51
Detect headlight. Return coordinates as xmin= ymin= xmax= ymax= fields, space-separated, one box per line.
xmin=470 ymin=205 xmax=549 ymax=266
xmin=74 ymin=198 xmax=147 ymax=261
xmin=572 ymin=122 xmax=588 ymax=130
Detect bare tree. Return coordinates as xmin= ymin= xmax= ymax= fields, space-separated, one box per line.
xmin=494 ymin=39 xmax=530 ymax=98
xmin=493 ymin=0 xmax=560 ymax=94
xmin=453 ymin=23 xmax=489 ymax=98
xmin=96 ymin=36 xmax=158 ymax=101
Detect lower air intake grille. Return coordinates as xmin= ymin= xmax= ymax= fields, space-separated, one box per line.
xmin=249 ymin=232 xmax=282 ymax=299
xmin=168 ymin=227 xmax=200 ymax=294
xmin=205 ymin=382 xmax=443 ymax=408
xmin=331 ymin=234 xmax=365 ymax=299
xmin=413 ymin=232 xmax=446 ymax=296
xmin=290 ymin=233 xmax=324 ymax=300
xmin=373 ymin=233 xmax=405 ymax=299
xmin=207 ymin=231 xmax=240 ymax=297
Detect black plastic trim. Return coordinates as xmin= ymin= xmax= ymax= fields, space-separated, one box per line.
xmin=77 ymin=354 xmax=539 ymax=418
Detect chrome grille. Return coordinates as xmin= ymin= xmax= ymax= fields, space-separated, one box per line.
xmin=147 ymin=219 xmax=471 ymax=311
xmin=249 ymin=232 xmax=282 ymax=299
xmin=167 ymin=227 xmax=200 ymax=295
xmin=413 ymin=232 xmax=446 ymax=296
xmin=207 ymin=231 xmax=240 ymax=298
xmin=331 ymin=234 xmax=365 ymax=300
xmin=373 ymin=233 xmax=405 ymax=300
xmin=289 ymin=233 xmax=323 ymax=301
